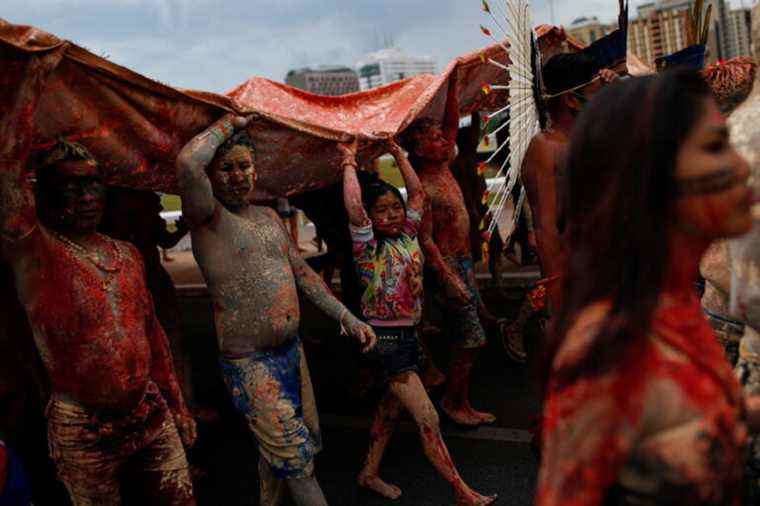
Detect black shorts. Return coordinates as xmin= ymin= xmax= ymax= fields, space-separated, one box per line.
xmin=364 ymin=326 xmax=422 ymax=385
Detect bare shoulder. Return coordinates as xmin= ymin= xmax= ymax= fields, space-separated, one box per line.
xmin=553 ymin=301 xmax=611 ymax=371
xmin=523 ymin=133 xmax=555 ymax=175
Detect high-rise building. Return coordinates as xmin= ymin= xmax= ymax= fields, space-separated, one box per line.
xmin=356 ymin=47 xmax=437 ymax=91
xmin=726 ymin=7 xmax=753 ymax=58
xmin=626 ymin=0 xmax=733 ymax=67
xmin=567 ymin=16 xmax=612 ymax=45
xmin=285 ymin=66 xmax=360 ymax=96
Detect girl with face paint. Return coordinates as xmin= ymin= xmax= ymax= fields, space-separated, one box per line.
xmin=340 ymin=139 xmax=496 ymax=505
xmin=537 ymin=69 xmax=753 ymax=505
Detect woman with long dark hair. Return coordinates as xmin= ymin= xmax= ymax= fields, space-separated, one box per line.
xmin=536 ymin=68 xmax=754 ymax=504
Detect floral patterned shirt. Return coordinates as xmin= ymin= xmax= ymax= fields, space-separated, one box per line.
xmin=537 ymin=296 xmax=746 ymax=506
xmin=350 ymin=209 xmax=424 ymax=325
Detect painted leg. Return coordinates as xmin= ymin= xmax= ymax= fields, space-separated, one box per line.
xmin=418 ymin=330 xmax=446 ymax=390
xmin=286 ymin=475 xmax=328 ymax=506
xmin=441 ymin=349 xmax=481 ymax=426
xmin=441 ymin=349 xmax=495 ymax=426
xmin=358 ymin=392 xmax=403 ymax=499
xmin=258 ymin=455 xmax=286 ymax=506
xmin=389 ymin=373 xmax=496 ymax=506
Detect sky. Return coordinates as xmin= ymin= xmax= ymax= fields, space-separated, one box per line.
xmin=1 ymin=0 xmax=745 ymax=93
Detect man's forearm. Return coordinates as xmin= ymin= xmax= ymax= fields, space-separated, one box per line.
xmin=291 ymin=255 xmax=350 ymax=322
xmin=178 ymin=116 xmax=236 ymax=172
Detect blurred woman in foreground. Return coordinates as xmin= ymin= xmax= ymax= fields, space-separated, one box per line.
xmin=536 ymin=68 xmax=755 ymax=505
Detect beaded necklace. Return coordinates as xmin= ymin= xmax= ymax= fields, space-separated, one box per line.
xmin=51 ymin=231 xmax=123 ymax=274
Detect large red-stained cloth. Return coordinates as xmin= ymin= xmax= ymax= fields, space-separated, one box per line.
xmin=0 ymin=18 xmax=508 ymax=200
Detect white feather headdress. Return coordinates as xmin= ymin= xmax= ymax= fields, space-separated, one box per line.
xmin=478 ymin=0 xmax=543 ymax=244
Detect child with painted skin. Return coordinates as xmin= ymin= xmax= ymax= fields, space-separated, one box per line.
xmin=340 ymin=138 xmax=496 ymax=506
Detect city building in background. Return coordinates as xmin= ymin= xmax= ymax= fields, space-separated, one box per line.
xmin=624 ymin=0 xmax=753 ymax=68
xmin=567 ymin=16 xmax=613 ymax=45
xmin=356 ymin=47 xmax=437 ymax=90
xmin=726 ymin=7 xmax=753 ymax=58
xmin=285 ymin=66 xmax=360 ymax=96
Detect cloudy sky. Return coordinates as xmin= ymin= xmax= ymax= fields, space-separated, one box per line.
xmin=2 ymin=0 xmax=743 ymax=93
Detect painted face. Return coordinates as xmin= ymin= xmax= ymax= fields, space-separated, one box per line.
xmin=369 ymin=191 xmax=406 ymax=238
xmin=47 ymin=160 xmax=106 ymax=234
xmin=414 ymin=124 xmax=452 ymax=164
xmin=209 ymin=144 xmax=256 ymax=209
xmin=673 ymin=97 xmax=752 ymax=240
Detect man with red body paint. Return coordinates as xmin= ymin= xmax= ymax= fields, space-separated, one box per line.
xmin=401 ymin=80 xmax=496 ymax=427
xmin=0 ymin=50 xmax=196 ymax=505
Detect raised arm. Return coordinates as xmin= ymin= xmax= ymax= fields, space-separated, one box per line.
xmin=175 ymin=113 xmax=252 ymax=225
xmin=388 ymin=139 xmax=425 ymax=213
xmin=442 ymin=74 xmax=461 ymax=146
xmin=1 ymin=48 xmax=65 ymax=250
xmin=339 ymin=139 xmax=370 ymax=228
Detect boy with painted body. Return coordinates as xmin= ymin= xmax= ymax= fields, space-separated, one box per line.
xmin=402 ymin=82 xmax=495 ymax=427
xmin=176 ymin=113 xmax=376 ymax=506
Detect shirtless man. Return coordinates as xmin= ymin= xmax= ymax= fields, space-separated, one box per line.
xmin=176 ymin=113 xmax=376 ymax=506
xmin=1 ymin=51 xmax=196 ymax=505
xmin=522 ymin=53 xmax=615 ymax=310
xmin=401 ymin=81 xmax=495 ymax=427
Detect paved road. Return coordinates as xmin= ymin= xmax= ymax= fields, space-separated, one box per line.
xmin=179 ymin=283 xmax=543 ymax=505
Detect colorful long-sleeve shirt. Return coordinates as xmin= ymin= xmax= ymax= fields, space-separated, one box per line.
xmin=350 ymin=208 xmax=424 ymax=325
xmin=537 ymin=296 xmax=746 ymax=506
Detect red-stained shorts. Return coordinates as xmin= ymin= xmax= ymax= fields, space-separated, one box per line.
xmin=46 ymin=383 xmax=194 ymax=506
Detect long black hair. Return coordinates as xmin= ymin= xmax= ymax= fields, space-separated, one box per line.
xmin=544 ymin=68 xmax=713 ymax=386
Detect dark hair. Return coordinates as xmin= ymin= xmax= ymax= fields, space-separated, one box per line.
xmin=32 ymin=139 xmax=97 ymax=180
xmin=216 ymin=130 xmax=256 ymax=160
xmin=399 ymin=117 xmax=438 ymax=170
xmin=544 ymin=68 xmax=713 ymax=386
xmin=542 ymin=52 xmax=598 ymax=107
xmin=362 ymin=180 xmax=405 ymax=217
xmin=32 ymin=140 xmax=100 ymax=222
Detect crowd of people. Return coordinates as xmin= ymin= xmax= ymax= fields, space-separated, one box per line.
xmin=3 ymin=3 xmax=760 ymax=506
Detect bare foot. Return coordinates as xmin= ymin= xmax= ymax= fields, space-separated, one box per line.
xmin=455 ymin=490 xmax=497 ymax=505
xmin=440 ymin=399 xmax=481 ymax=427
xmin=468 ymin=407 xmax=496 ymax=425
xmin=358 ymin=474 xmax=402 ymax=500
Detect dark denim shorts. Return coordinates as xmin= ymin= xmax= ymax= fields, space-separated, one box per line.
xmin=364 ymin=326 xmax=422 ymax=385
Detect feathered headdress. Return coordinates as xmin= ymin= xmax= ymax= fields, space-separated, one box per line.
xmin=478 ymin=0 xmax=543 ymax=244
xmin=476 ymin=1 xmax=628 ymax=246
xmin=655 ymin=0 xmax=711 ymax=70
xmin=580 ymin=0 xmax=629 ymax=73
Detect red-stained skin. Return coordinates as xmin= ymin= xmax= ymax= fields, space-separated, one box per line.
xmin=7 ymin=160 xmax=186 ymax=415
xmin=536 ymin=96 xmax=752 ymax=506
xmin=1 ymin=53 xmax=197 ymax=499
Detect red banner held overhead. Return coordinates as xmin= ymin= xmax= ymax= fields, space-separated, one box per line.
xmin=0 ymin=19 xmax=508 ymax=199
